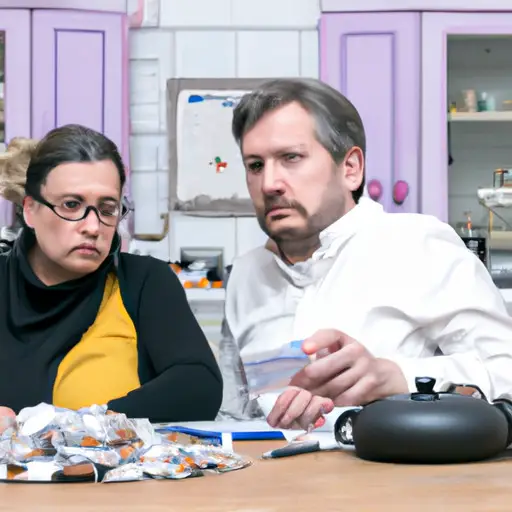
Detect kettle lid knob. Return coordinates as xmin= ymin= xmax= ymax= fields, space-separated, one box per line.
xmin=415 ymin=376 xmax=436 ymax=394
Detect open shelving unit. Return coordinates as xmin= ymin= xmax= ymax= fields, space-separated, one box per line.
xmin=447 ymin=35 xmax=512 ymax=232
xmin=449 ymin=111 xmax=512 ymax=122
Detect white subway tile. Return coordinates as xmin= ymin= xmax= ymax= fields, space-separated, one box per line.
xmin=160 ymin=0 xmax=231 ymax=27
xmin=131 ymin=172 xmax=162 ymax=235
xmin=130 ymin=59 xmax=159 ymax=104
xmin=157 ymin=171 xmax=169 ymax=200
xmin=232 ymin=0 xmax=320 ymax=28
xmin=129 ymin=29 xmax=174 ymax=133
xmin=300 ymin=30 xmax=319 ymax=78
xmin=235 ymin=217 xmax=267 ymax=256
xmin=236 ymin=31 xmax=300 ymax=77
xmin=130 ymin=29 xmax=173 ymax=60
xmin=130 ymin=104 xmax=160 ymax=134
xmin=130 ymin=134 xmax=168 ymax=172
xmin=175 ymin=31 xmax=236 ymax=77
xmin=157 ymin=171 xmax=169 ymax=214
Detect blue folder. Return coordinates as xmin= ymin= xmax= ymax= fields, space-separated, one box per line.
xmin=156 ymin=425 xmax=285 ymax=442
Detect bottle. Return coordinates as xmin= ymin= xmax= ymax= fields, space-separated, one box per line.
xmin=460 ymin=211 xmax=487 ymax=266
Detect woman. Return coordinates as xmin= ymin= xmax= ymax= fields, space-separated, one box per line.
xmin=0 ymin=124 xmax=223 ymax=422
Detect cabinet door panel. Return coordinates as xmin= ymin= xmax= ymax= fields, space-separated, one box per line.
xmin=320 ymin=12 xmax=420 ymax=213
xmin=0 ymin=10 xmax=30 ymax=227
xmin=31 ymin=10 xmax=126 ymax=163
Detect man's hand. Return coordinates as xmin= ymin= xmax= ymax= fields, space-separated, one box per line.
xmin=266 ymin=386 xmax=335 ymax=431
xmin=267 ymin=329 xmax=408 ymax=430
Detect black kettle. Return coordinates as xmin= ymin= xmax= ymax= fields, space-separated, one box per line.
xmin=334 ymin=376 xmax=512 ymax=464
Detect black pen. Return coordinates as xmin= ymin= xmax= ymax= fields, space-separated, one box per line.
xmin=262 ymin=440 xmax=320 ymax=459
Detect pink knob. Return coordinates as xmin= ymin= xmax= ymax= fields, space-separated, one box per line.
xmin=393 ymin=180 xmax=409 ymax=205
xmin=367 ymin=179 xmax=383 ymax=201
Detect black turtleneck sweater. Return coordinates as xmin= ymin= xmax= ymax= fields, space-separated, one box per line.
xmin=0 ymin=229 xmax=223 ymax=422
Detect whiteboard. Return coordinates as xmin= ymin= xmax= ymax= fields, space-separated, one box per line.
xmin=176 ymin=89 xmax=249 ymax=204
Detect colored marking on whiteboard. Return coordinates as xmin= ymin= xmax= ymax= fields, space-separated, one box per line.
xmin=187 ymin=94 xmax=240 ymax=107
xmin=209 ymin=156 xmax=228 ymax=173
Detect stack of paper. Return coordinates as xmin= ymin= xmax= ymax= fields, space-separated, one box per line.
xmin=257 ymin=392 xmax=358 ymax=450
xmin=155 ymin=393 xmax=358 ymax=453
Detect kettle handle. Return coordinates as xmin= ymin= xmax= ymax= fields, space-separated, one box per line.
xmin=334 ymin=408 xmax=361 ymax=447
xmin=493 ymin=398 xmax=512 ymax=446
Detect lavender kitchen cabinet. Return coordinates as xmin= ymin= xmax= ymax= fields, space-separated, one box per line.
xmin=31 ymin=9 xmax=127 ymax=165
xmin=320 ymin=12 xmax=421 ymax=213
xmin=422 ymin=12 xmax=512 ymax=223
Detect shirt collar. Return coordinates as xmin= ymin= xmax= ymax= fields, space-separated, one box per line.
xmin=270 ymin=198 xmax=384 ymax=284
xmin=313 ymin=197 xmax=384 ymax=261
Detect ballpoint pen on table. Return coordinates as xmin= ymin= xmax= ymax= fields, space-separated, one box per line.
xmin=262 ymin=408 xmax=326 ymax=460
xmin=261 ymin=439 xmax=320 ymax=459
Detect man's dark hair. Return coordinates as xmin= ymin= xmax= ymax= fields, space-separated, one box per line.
xmin=232 ymin=78 xmax=366 ymax=203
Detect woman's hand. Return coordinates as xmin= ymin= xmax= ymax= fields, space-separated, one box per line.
xmin=0 ymin=406 xmax=16 ymax=434
xmin=0 ymin=406 xmax=15 ymax=417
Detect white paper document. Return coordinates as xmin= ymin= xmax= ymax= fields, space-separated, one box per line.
xmin=154 ymin=393 xmax=358 ymax=452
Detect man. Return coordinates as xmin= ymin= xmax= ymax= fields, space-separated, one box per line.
xmin=218 ymin=77 xmax=512 ymax=430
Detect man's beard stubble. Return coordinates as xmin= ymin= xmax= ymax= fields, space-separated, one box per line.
xmin=257 ymin=189 xmax=347 ymax=249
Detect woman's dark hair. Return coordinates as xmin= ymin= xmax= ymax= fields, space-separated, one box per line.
xmin=25 ymin=124 xmax=126 ymax=199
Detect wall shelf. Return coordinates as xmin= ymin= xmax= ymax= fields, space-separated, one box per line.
xmin=449 ymin=111 xmax=512 ymax=122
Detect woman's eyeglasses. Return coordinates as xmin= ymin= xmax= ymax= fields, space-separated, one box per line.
xmin=34 ymin=195 xmax=133 ymax=227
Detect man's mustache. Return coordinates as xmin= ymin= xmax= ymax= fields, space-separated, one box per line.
xmin=263 ymin=198 xmax=306 ymax=216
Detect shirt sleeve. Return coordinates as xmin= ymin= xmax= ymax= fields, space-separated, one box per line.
xmin=387 ymin=220 xmax=512 ymax=402
xmin=215 ymin=266 xmax=264 ymax=420
xmin=108 ymin=259 xmax=223 ymax=422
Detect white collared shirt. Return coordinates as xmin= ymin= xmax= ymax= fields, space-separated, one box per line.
xmin=222 ymin=198 xmax=512 ymax=411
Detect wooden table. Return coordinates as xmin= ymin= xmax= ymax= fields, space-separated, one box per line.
xmin=1 ymin=440 xmax=512 ymax=511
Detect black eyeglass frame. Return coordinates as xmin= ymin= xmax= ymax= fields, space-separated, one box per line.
xmin=33 ymin=195 xmax=133 ymax=227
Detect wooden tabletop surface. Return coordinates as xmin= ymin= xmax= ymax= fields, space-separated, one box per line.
xmin=1 ymin=440 xmax=512 ymax=511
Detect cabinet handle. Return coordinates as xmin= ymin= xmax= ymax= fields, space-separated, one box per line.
xmin=393 ymin=180 xmax=409 ymax=205
xmin=367 ymin=179 xmax=383 ymax=202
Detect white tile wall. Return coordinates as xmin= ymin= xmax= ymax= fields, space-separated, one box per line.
xmin=129 ymin=134 xmax=167 ymax=172
xmin=300 ymin=30 xmax=320 ymax=77
xmin=169 ymin=215 xmax=237 ymax=265
xmin=235 ymin=218 xmax=268 ymax=256
xmin=237 ymin=31 xmax=301 ymax=77
xmin=232 ymin=0 xmax=319 ymax=28
xmin=129 ymin=29 xmax=173 ymax=134
xmin=175 ymin=31 xmax=237 ymax=77
xmin=160 ymin=0 xmax=232 ymax=27
xmin=129 ymin=0 xmax=320 ymax=261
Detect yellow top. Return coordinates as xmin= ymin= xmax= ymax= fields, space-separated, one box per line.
xmin=53 ymin=273 xmax=141 ymax=410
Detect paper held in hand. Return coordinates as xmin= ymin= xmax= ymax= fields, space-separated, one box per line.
xmin=242 ymin=340 xmax=311 ymax=397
